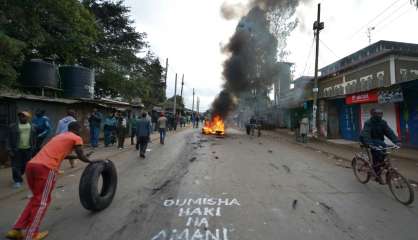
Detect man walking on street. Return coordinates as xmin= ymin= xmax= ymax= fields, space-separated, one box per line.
xmin=136 ymin=112 xmax=152 ymax=158
xmin=116 ymin=112 xmax=127 ymax=149
xmin=88 ymin=108 xmax=102 ymax=148
xmin=6 ymin=111 xmax=36 ymax=188
xmin=299 ymin=115 xmax=309 ymax=143
xmin=31 ymin=110 xmax=51 ymax=155
xmin=157 ymin=112 xmax=168 ymax=144
xmin=360 ymin=108 xmax=400 ymax=183
xmin=129 ymin=114 xmax=138 ymax=145
xmin=56 ymin=109 xmax=77 ymax=168
xmin=6 ymin=121 xmax=92 ymax=240
xmin=103 ymin=113 xmax=116 ymax=147
xmin=55 ymin=109 xmax=76 ymax=135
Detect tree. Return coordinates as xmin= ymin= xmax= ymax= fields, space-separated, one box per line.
xmin=0 ymin=0 xmax=98 ymax=86
xmin=82 ymin=0 xmax=148 ymax=99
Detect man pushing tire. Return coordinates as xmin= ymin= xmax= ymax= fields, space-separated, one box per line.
xmin=6 ymin=121 xmax=92 ymax=240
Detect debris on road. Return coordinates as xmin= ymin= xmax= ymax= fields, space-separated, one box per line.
xmin=318 ymin=202 xmax=334 ymax=212
xmin=282 ymin=164 xmax=291 ymax=173
xmin=292 ymin=199 xmax=298 ymax=209
xmin=269 ymin=163 xmax=280 ymax=171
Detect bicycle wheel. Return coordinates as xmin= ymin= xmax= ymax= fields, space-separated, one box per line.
xmin=352 ymin=157 xmax=370 ymax=184
xmin=387 ymin=169 xmax=414 ymax=205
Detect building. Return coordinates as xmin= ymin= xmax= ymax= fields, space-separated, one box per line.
xmin=316 ymin=40 xmax=418 ymax=148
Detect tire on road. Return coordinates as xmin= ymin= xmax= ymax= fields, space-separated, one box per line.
xmin=79 ymin=160 xmax=118 ymax=211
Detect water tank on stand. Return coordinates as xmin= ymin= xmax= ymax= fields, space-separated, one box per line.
xmin=59 ymin=65 xmax=95 ymax=99
xmin=21 ymin=59 xmax=59 ymax=89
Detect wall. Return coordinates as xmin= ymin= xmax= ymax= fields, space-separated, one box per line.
xmin=361 ymin=103 xmax=398 ymax=144
xmin=397 ymin=59 xmax=418 ymax=83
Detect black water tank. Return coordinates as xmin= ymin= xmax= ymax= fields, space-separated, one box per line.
xmin=21 ymin=59 xmax=59 ymax=89
xmin=60 ymin=65 xmax=95 ymax=99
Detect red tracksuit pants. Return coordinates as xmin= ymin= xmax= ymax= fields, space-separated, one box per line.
xmin=14 ymin=163 xmax=57 ymax=240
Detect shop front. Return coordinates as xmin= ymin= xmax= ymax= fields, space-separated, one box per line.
xmin=345 ymin=88 xmax=402 ymax=143
xmin=400 ymin=80 xmax=418 ymax=148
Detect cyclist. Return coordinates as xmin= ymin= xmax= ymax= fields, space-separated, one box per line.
xmin=359 ymin=108 xmax=401 ymax=183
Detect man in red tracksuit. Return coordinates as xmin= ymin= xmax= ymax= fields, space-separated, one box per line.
xmin=6 ymin=121 xmax=92 ymax=240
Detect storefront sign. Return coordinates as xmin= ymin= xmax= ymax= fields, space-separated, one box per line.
xmin=346 ymin=90 xmax=378 ymax=105
xmin=378 ymin=86 xmax=404 ymax=104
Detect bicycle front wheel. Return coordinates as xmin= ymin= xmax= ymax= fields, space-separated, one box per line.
xmin=387 ymin=169 xmax=415 ymax=205
xmin=352 ymin=157 xmax=370 ymax=184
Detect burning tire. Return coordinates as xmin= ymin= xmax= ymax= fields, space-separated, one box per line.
xmin=79 ymin=160 xmax=117 ymax=212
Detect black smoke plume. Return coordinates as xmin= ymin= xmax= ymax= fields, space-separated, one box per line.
xmin=211 ymin=0 xmax=304 ymax=119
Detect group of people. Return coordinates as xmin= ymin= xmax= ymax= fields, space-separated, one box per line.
xmin=6 ymin=109 xmax=79 ymax=189
xmin=6 ymin=108 xmax=92 ymax=239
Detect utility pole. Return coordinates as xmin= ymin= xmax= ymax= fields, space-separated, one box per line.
xmin=179 ymin=74 xmax=184 ymax=119
xmin=197 ymin=97 xmax=200 ymax=113
xmin=367 ymin=27 xmax=375 ymax=45
xmin=173 ymin=73 xmax=177 ymax=116
xmin=312 ymin=3 xmax=324 ymax=137
xmin=164 ymin=58 xmax=169 ymax=89
xmin=192 ymin=88 xmax=195 ymax=113
xmin=180 ymin=74 xmax=184 ymax=98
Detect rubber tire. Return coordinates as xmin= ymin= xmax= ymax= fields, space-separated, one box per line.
xmin=387 ymin=169 xmax=415 ymax=205
xmin=79 ymin=160 xmax=118 ymax=211
xmin=352 ymin=157 xmax=370 ymax=184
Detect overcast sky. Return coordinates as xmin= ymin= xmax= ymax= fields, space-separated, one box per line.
xmin=125 ymin=0 xmax=418 ymax=111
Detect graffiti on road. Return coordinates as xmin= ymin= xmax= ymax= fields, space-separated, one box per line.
xmin=151 ymin=197 xmax=240 ymax=240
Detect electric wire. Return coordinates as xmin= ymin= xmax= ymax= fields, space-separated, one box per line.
xmin=319 ymin=39 xmax=339 ymax=59
xmin=347 ymin=0 xmax=402 ymax=39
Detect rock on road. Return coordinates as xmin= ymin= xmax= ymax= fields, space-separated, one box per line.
xmin=0 ymin=128 xmax=417 ymax=240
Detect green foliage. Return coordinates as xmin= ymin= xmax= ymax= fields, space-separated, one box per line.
xmin=82 ymin=0 xmax=165 ymax=105
xmin=0 ymin=0 xmax=166 ymax=106
xmin=0 ymin=0 xmax=98 ymax=86
xmin=0 ymin=33 xmax=26 ymax=87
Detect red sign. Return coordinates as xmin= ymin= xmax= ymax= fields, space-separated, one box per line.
xmin=346 ymin=90 xmax=378 ymax=104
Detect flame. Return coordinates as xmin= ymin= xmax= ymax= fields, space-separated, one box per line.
xmin=202 ymin=115 xmax=225 ymax=135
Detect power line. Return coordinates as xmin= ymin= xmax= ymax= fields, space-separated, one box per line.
xmin=347 ymin=0 xmax=402 ymax=39
xmin=319 ymin=39 xmax=339 ymax=59
xmin=369 ymin=2 xmax=409 ymax=29
xmin=302 ymin=36 xmax=315 ymax=76
xmin=374 ymin=5 xmax=413 ymax=33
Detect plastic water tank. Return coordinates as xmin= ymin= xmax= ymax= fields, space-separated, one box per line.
xmin=59 ymin=65 xmax=95 ymax=99
xmin=21 ymin=59 xmax=59 ymax=89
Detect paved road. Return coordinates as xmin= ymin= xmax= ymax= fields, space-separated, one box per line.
xmin=1 ymin=128 xmax=417 ymax=240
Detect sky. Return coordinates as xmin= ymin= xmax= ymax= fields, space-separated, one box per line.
xmin=125 ymin=0 xmax=418 ymax=111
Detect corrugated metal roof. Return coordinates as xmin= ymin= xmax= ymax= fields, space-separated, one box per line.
xmin=0 ymin=93 xmax=80 ymax=104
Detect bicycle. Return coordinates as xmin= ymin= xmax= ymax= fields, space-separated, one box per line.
xmin=352 ymin=144 xmax=415 ymax=205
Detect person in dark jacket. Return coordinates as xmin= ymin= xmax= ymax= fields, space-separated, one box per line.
xmin=116 ymin=112 xmax=127 ymax=149
xmin=136 ymin=112 xmax=152 ymax=158
xmin=32 ymin=109 xmax=51 ymax=155
xmin=6 ymin=111 xmax=37 ymax=188
xmin=360 ymin=108 xmax=400 ymax=183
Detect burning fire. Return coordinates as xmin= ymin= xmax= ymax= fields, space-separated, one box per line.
xmin=202 ymin=115 xmax=225 ymax=135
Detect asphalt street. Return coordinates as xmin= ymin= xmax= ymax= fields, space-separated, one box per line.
xmin=1 ymin=128 xmax=417 ymax=240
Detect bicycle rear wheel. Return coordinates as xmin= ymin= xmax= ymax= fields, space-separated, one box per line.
xmin=352 ymin=157 xmax=370 ymax=184
xmin=387 ymin=169 xmax=414 ymax=205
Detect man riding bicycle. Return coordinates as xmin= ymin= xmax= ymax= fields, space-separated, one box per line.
xmin=359 ymin=108 xmax=401 ymax=184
